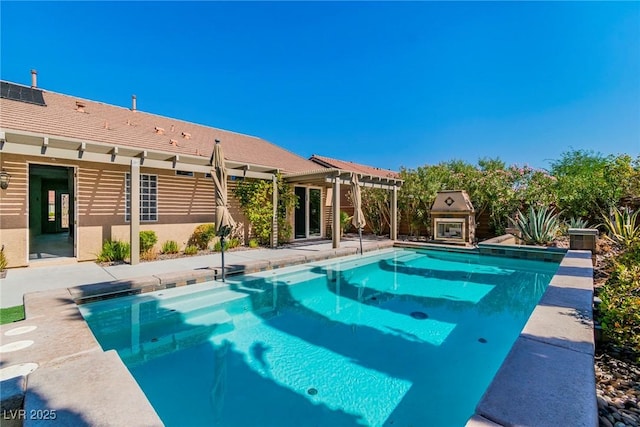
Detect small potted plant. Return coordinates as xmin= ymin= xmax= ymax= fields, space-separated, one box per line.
xmin=0 ymin=245 xmax=7 ymax=279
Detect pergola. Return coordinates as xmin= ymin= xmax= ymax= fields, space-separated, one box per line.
xmin=0 ymin=128 xmax=403 ymax=261
xmin=283 ymin=168 xmax=403 ymax=248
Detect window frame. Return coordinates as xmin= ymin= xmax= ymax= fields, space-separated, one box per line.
xmin=125 ymin=172 xmax=158 ymax=222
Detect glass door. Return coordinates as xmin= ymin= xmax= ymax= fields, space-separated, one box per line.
xmin=294 ymin=187 xmax=306 ymax=239
xmin=294 ymin=187 xmax=323 ymax=239
xmin=309 ymin=188 xmax=321 ymax=237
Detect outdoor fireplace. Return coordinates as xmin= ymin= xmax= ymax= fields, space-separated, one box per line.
xmin=430 ymin=190 xmax=475 ymax=245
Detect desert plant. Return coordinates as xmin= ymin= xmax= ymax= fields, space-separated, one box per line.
xmin=601 ymin=207 xmax=640 ymax=248
xmin=161 ymin=240 xmax=180 ymax=254
xmin=139 ymin=230 xmax=158 ymax=254
xmin=566 ymin=217 xmax=590 ymax=229
xmin=184 ymin=245 xmax=199 ymax=256
xmin=0 ymin=245 xmax=7 ymax=272
xmin=188 ymin=224 xmax=216 ymax=250
xmin=96 ymin=240 xmax=130 ymax=263
xmin=509 ymin=206 xmax=561 ymax=246
xmin=248 ymin=238 xmax=259 ymax=249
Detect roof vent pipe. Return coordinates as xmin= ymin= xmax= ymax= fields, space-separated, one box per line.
xmin=31 ymin=69 xmax=38 ymax=88
xmin=131 ymin=95 xmax=137 ymax=112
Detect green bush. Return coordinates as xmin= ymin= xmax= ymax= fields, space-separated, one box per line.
xmin=248 ymin=238 xmax=259 ymax=249
xmin=96 ymin=240 xmax=130 ymax=262
xmin=161 ymin=240 xmax=180 ymax=254
xmin=139 ymin=230 xmax=158 ymax=254
xmin=340 ymin=211 xmax=352 ymax=235
xmin=599 ymin=243 xmax=640 ymax=356
xmin=213 ymin=237 xmax=240 ymax=252
xmin=509 ymin=206 xmax=560 ymax=246
xmin=188 ymin=224 xmax=216 ymax=250
xmin=184 ymin=245 xmax=199 ymax=256
xmin=234 ymin=174 xmax=297 ymax=245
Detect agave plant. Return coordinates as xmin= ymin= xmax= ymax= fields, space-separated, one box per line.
xmin=510 ymin=206 xmax=561 ymax=246
xmin=601 ymin=207 xmax=640 ymax=248
xmin=566 ymin=216 xmax=590 ymax=229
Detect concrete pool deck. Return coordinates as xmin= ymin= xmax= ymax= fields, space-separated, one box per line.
xmin=0 ymin=241 xmax=596 ymax=426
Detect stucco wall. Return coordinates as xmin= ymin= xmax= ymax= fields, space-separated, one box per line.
xmin=0 ymin=153 xmax=255 ymax=265
xmin=0 ymin=155 xmax=28 ymax=267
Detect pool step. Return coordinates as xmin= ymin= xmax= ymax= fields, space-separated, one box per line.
xmin=119 ymin=309 xmax=235 ymax=366
xmin=158 ymin=289 xmax=251 ymax=315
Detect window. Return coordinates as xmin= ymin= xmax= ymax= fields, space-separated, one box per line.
xmin=125 ymin=173 xmax=158 ymax=221
xmin=176 ymin=170 xmax=194 ymax=177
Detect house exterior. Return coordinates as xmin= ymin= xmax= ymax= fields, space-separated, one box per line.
xmin=309 ymin=154 xmax=400 ymax=234
xmin=0 ymin=73 xmax=402 ymax=268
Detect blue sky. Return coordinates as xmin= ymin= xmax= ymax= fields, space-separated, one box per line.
xmin=1 ymin=2 xmax=638 ymax=171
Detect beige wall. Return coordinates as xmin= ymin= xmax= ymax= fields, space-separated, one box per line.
xmin=0 ymin=153 xmax=256 ymax=265
xmin=0 ymin=155 xmax=28 ymax=267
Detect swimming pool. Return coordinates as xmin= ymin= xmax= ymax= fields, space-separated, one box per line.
xmin=79 ymin=247 xmax=559 ymax=426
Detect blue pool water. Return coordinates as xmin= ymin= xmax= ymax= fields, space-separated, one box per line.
xmin=79 ymin=248 xmax=559 ymax=427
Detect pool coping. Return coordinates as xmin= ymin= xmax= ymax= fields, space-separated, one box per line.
xmin=465 ymin=249 xmax=597 ymax=427
xmin=1 ymin=242 xmax=596 ymax=426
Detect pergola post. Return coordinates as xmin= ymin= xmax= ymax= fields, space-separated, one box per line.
xmin=390 ymin=185 xmax=398 ymax=241
xmin=130 ymin=158 xmax=140 ymax=265
xmin=272 ymin=174 xmax=278 ymax=248
xmin=332 ymin=175 xmax=341 ymax=248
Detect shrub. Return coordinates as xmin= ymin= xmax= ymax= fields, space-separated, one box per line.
xmin=598 ymin=243 xmax=640 ymax=356
xmin=188 ymin=224 xmax=216 ymax=250
xmin=141 ymin=248 xmax=158 ymax=261
xmin=0 ymin=245 xmax=7 ymax=271
xmin=139 ymin=230 xmax=158 ymax=254
xmin=509 ymin=206 xmax=560 ymax=246
xmin=96 ymin=240 xmax=130 ymax=263
xmin=234 ymin=174 xmax=297 ymax=245
xmin=161 ymin=240 xmax=180 ymax=254
xmin=213 ymin=237 xmax=240 ymax=252
xmin=340 ymin=211 xmax=352 ymax=235
xmin=184 ymin=245 xmax=199 ymax=256
xmin=248 ymin=238 xmax=259 ymax=249
xmin=601 ymin=207 xmax=640 ymax=249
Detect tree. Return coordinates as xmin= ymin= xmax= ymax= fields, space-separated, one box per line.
xmin=550 ymin=150 xmax=637 ymax=222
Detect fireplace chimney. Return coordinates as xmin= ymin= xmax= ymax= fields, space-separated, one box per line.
xmin=31 ymin=69 xmax=38 ymax=88
xmin=131 ymin=95 xmax=137 ymax=112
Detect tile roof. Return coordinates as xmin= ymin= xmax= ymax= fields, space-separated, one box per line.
xmin=309 ymin=154 xmax=400 ymax=179
xmin=0 ymin=81 xmax=319 ymax=173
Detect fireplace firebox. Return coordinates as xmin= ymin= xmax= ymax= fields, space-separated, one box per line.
xmin=430 ymin=191 xmax=475 ymax=245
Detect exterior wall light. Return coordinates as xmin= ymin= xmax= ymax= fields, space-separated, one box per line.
xmin=0 ymin=170 xmax=11 ymax=190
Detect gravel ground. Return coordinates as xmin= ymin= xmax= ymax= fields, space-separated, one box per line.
xmin=596 ymin=352 xmax=640 ymax=427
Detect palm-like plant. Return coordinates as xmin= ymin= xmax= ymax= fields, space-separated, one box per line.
xmin=601 ymin=207 xmax=640 ymax=248
xmin=510 ymin=206 xmax=561 ymax=246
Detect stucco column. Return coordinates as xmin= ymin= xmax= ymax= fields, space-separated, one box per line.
xmin=272 ymin=175 xmax=278 ymax=248
xmin=390 ymin=185 xmax=398 ymax=241
xmin=332 ymin=176 xmax=341 ymax=249
xmin=130 ymin=158 xmax=140 ymax=265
